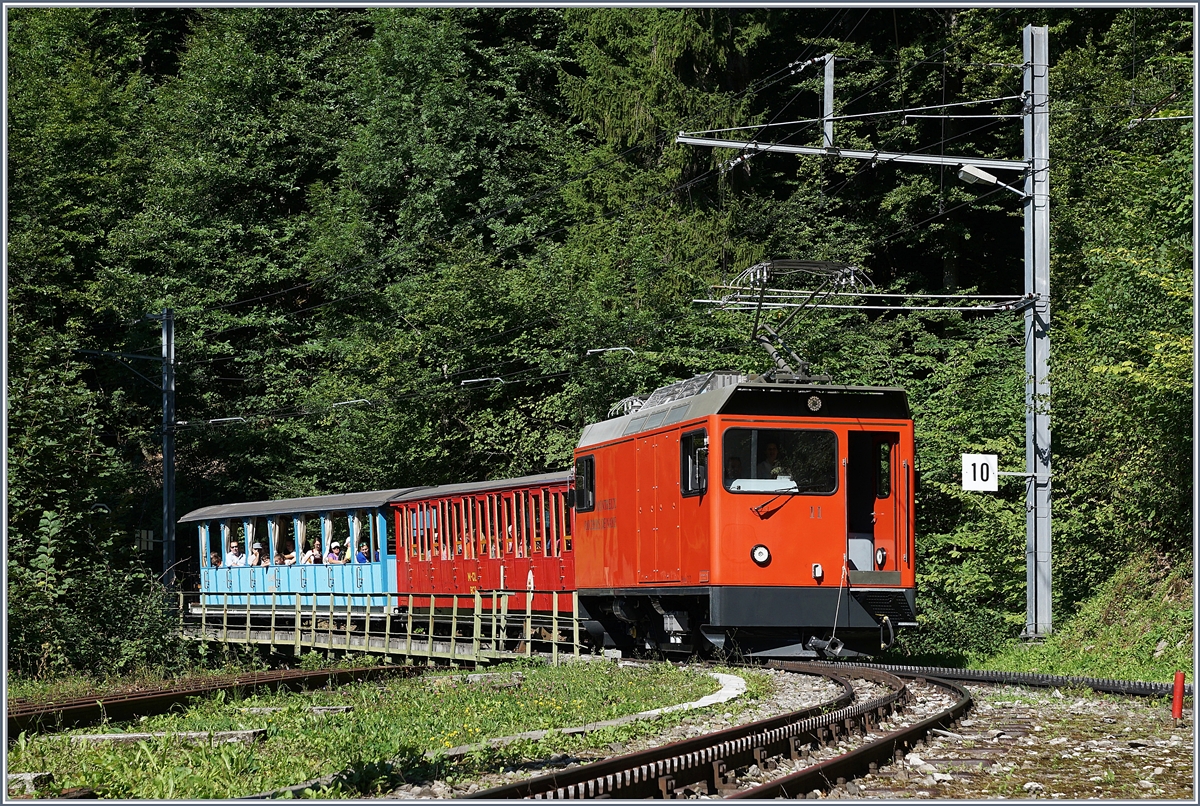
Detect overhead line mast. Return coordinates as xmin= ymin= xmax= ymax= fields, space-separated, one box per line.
xmin=680 ymin=25 xmax=1053 ymax=638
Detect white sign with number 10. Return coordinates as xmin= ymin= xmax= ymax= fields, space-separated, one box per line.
xmin=962 ymin=453 xmax=998 ymax=492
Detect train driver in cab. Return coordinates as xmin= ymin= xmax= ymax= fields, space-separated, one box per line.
xmin=757 ymin=439 xmax=788 ymax=479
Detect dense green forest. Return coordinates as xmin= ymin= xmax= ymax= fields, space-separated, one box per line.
xmin=7 ymin=7 xmax=1192 ymax=678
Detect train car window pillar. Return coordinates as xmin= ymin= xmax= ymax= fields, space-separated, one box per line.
xmin=472 ymin=497 xmax=481 ymax=558
xmin=504 ymin=495 xmax=515 ymax=556
xmin=399 ymin=507 xmax=410 ymax=561
xmin=529 ymin=490 xmax=540 ymax=556
xmin=484 ymin=495 xmax=495 ymax=558
xmin=514 ymin=492 xmax=524 ymax=557
xmin=292 ymin=516 xmax=304 ymax=562
xmin=680 ymin=429 xmax=709 ymax=497
xmin=319 ymin=511 xmax=331 ymax=560
xmin=414 ymin=505 xmax=423 ymax=560
xmin=562 ymin=489 xmax=572 ymax=551
xmin=401 ymin=506 xmax=412 ymax=561
xmin=454 ymin=499 xmax=464 ymax=557
xmin=376 ymin=508 xmax=389 ymax=561
xmin=264 ymin=516 xmax=275 ymax=565
xmin=346 ymin=511 xmax=359 ymax=560
xmin=200 ymin=522 xmax=211 ymax=567
xmin=549 ymin=491 xmax=560 ymax=557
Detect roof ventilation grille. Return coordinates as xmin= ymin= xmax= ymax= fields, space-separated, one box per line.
xmin=639 ymin=370 xmax=745 ymax=410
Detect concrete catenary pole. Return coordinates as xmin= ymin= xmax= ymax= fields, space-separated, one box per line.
xmin=1022 ymin=25 xmax=1052 ymax=637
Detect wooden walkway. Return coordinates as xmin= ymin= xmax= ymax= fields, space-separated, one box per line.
xmin=179 ymin=590 xmax=587 ymax=667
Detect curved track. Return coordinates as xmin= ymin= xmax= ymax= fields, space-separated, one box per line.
xmin=468 ymin=663 xmax=909 ymax=799
xmin=731 ymin=672 xmax=970 ymax=799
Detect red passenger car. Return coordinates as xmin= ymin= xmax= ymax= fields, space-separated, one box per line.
xmin=571 ymin=371 xmax=917 ymax=658
xmin=390 ymin=473 xmax=575 ymax=615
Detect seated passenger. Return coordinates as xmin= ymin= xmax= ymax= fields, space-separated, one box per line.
xmin=354 ymin=543 xmax=369 ymax=563
xmin=210 ymin=552 xmax=222 ymax=568
xmin=300 ymin=544 xmax=320 ymax=564
xmin=225 ymin=541 xmax=246 ymax=567
xmin=248 ymin=541 xmax=264 ymax=566
xmin=282 ymin=551 xmax=296 ymax=566
xmin=326 ymin=541 xmax=345 ymax=564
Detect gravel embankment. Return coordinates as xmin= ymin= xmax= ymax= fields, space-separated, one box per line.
xmin=836 ymin=683 xmax=1194 ymax=800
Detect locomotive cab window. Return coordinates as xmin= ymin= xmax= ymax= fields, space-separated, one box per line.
xmin=680 ymin=429 xmax=708 ymax=496
xmin=574 ymin=455 xmax=596 ymax=512
xmin=723 ymin=428 xmax=838 ymax=494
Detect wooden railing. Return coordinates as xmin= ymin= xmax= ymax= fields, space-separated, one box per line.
xmin=177 ymin=589 xmax=585 ymax=666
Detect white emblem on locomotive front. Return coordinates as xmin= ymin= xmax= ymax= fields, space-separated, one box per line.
xmin=807 ymin=395 xmax=822 ymax=411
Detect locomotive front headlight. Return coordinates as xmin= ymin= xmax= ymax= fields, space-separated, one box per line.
xmin=751 ymin=544 xmax=771 ymax=566
xmin=875 ymin=547 xmax=887 ymax=568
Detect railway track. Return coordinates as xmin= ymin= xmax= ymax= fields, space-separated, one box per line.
xmin=465 ymin=661 xmax=1187 ymax=800
xmin=467 ymin=662 xmax=928 ymax=799
xmin=6 ymin=664 xmax=419 ymax=737
xmin=814 ymin=661 xmax=1194 ymax=698
xmin=9 ymin=657 xmax=1188 ymax=799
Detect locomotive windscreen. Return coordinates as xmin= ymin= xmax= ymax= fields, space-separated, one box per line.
xmin=722 ymin=428 xmax=838 ymax=494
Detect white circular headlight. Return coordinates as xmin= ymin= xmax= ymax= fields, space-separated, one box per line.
xmin=875 ymin=547 xmax=887 ymax=568
xmin=751 ymin=544 xmax=771 ymax=566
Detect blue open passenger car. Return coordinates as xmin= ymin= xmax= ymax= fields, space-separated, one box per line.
xmin=181 ymin=487 xmax=426 ymax=613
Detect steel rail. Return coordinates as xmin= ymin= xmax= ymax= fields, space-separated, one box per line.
xmin=814 ymin=661 xmax=1193 ymax=698
xmin=468 ymin=663 xmax=906 ymax=800
xmin=731 ymin=674 xmax=972 ymax=799
xmin=7 ymin=665 xmax=419 ymax=737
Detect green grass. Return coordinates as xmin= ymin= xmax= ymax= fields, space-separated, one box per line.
xmin=5 ymin=649 xmax=271 ymax=704
xmin=975 ymin=553 xmax=1193 ymax=685
xmin=7 ymin=660 xmax=728 ymax=799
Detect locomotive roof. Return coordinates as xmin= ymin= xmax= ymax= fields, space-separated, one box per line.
xmin=577 ymin=377 xmax=910 ymax=449
xmin=179 ymin=471 xmax=573 ymax=523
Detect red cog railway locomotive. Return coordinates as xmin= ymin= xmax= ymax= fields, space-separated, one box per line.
xmin=390 ymin=370 xmax=916 ymax=658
